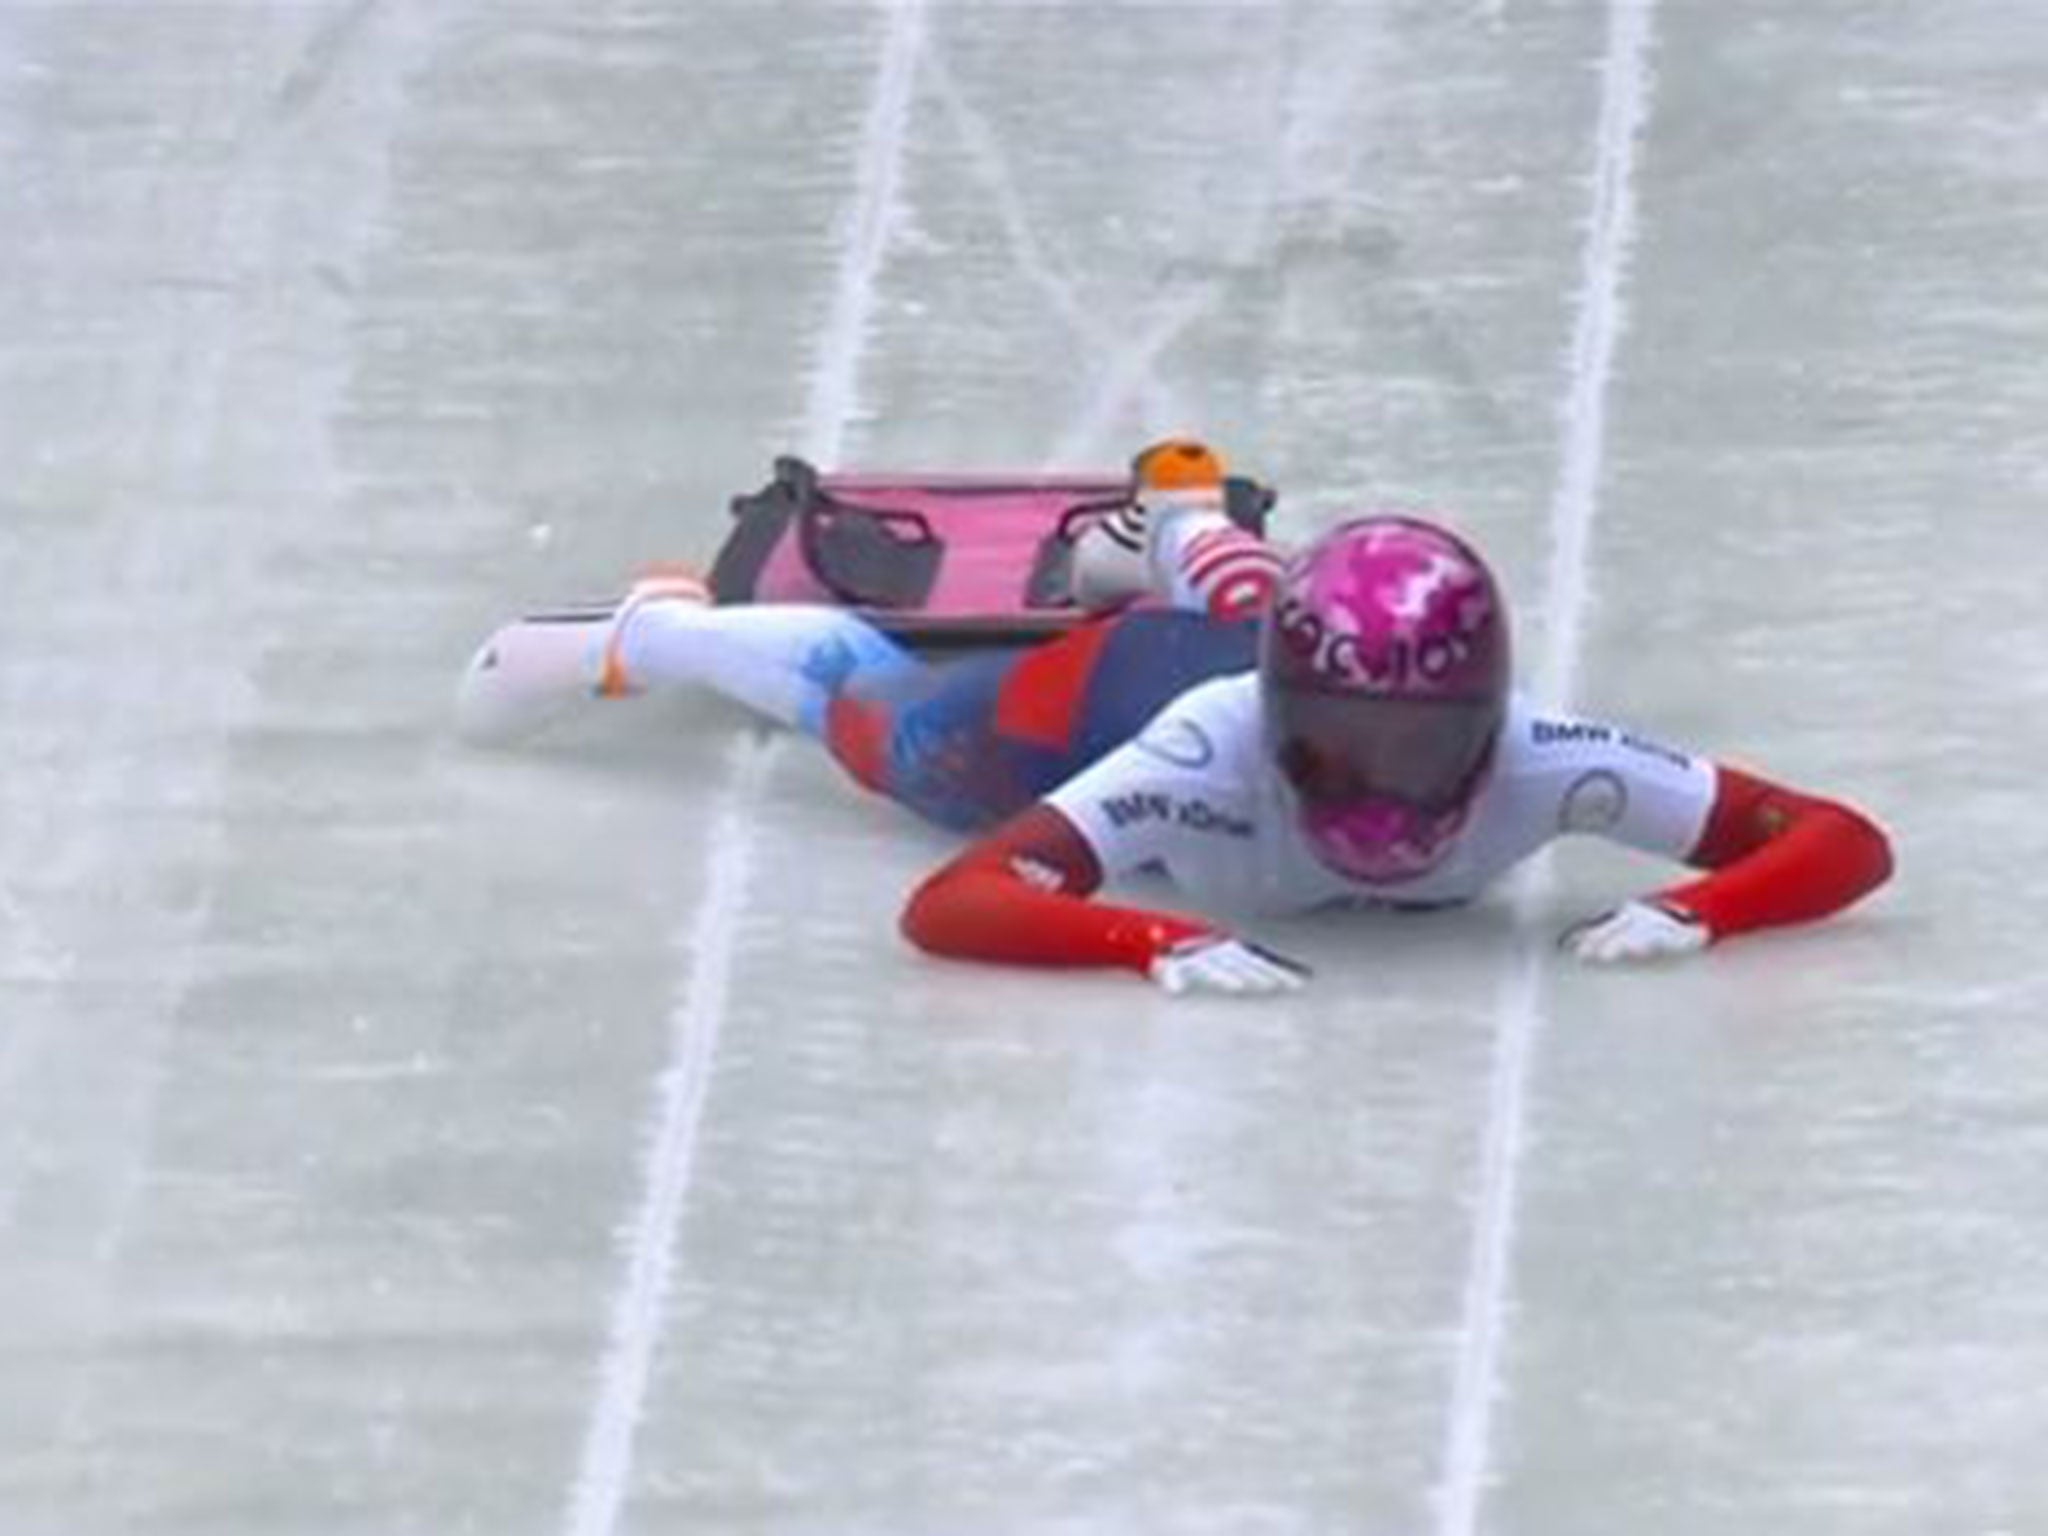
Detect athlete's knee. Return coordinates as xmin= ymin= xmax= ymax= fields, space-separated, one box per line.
xmin=811 ymin=612 xmax=919 ymax=683
xmin=823 ymin=694 xmax=896 ymax=796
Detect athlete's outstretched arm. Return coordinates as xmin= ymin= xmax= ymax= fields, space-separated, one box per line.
xmin=900 ymin=805 xmax=1306 ymax=993
xmin=1664 ymin=764 xmax=1894 ymax=934
xmin=1569 ymin=763 xmax=1893 ymax=960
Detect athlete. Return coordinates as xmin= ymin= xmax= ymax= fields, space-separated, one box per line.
xmin=457 ymin=441 xmax=1893 ymax=996
xmin=458 ymin=439 xmax=1280 ymax=835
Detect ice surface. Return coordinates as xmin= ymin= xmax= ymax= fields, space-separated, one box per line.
xmin=2 ymin=2 xmax=2044 ymax=1533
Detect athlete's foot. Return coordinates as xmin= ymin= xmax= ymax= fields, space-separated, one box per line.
xmin=455 ymin=611 xmax=609 ymax=746
xmin=454 ymin=566 xmax=711 ymax=745
xmin=596 ymin=564 xmax=712 ymax=698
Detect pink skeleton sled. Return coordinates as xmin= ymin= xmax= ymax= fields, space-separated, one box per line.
xmin=706 ymin=456 xmax=1276 ymax=649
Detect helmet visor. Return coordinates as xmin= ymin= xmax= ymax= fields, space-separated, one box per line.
xmin=1270 ymin=689 xmax=1499 ymax=812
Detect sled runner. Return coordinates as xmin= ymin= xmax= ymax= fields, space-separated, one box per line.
xmin=707 ymin=456 xmax=1275 ymax=649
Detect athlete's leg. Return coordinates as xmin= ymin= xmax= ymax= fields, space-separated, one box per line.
xmin=821 ymin=650 xmax=1047 ymax=832
xmin=612 ymin=600 xmax=922 ymax=736
xmin=608 ymin=594 xmax=1032 ymax=831
xmin=617 ymin=605 xmax=1247 ymax=835
xmin=840 ymin=613 xmax=1244 ymax=830
xmin=1064 ymin=608 xmax=1259 ymax=760
xmin=825 ymin=614 xmax=1145 ymax=832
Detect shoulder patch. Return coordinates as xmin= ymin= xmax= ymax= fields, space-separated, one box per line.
xmin=1135 ymin=716 xmax=1215 ymax=769
xmin=1559 ymin=769 xmax=1629 ymax=833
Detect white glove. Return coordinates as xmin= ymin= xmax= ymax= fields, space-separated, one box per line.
xmin=1562 ymin=900 xmax=1709 ymax=964
xmin=1149 ymin=935 xmax=1311 ymax=996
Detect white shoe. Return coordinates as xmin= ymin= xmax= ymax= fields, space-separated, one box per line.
xmin=454 ymin=609 xmax=608 ymax=746
xmin=453 ymin=565 xmax=710 ymax=746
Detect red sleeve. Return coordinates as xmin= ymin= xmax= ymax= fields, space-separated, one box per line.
xmin=900 ymin=804 xmax=1219 ymax=973
xmin=1656 ymin=764 xmax=1894 ymax=940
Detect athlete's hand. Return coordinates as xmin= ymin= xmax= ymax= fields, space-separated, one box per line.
xmin=1149 ymin=935 xmax=1311 ymax=996
xmin=1562 ymin=901 xmax=1709 ymax=964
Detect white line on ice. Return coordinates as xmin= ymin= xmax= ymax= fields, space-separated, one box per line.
xmin=1431 ymin=3 xmax=1660 ymax=1534
xmin=805 ymin=0 xmax=927 ymax=471
xmin=561 ymin=733 xmax=774 ymax=1536
xmin=560 ymin=5 xmax=927 ymax=1534
xmin=1528 ymin=0 xmax=1657 ymax=711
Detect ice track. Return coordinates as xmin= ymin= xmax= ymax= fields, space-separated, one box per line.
xmin=3 ymin=3 xmax=2046 ymax=1533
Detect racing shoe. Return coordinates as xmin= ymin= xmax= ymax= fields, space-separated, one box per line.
xmin=454 ymin=607 xmax=607 ymax=746
xmin=452 ymin=565 xmax=710 ymax=746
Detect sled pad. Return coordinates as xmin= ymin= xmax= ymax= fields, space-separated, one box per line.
xmin=709 ymin=456 xmax=1274 ymax=648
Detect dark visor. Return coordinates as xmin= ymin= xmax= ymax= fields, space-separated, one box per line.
xmin=1270 ymin=689 xmax=1499 ymax=811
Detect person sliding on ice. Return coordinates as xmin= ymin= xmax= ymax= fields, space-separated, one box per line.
xmin=457 ymin=440 xmax=1892 ymax=995
xmin=460 ymin=438 xmax=1279 ymax=832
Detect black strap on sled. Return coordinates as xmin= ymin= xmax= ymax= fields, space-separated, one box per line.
xmin=710 ymin=456 xmax=943 ymax=610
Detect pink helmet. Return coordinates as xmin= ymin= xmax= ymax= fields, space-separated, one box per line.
xmin=1259 ymin=516 xmax=1511 ymax=884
